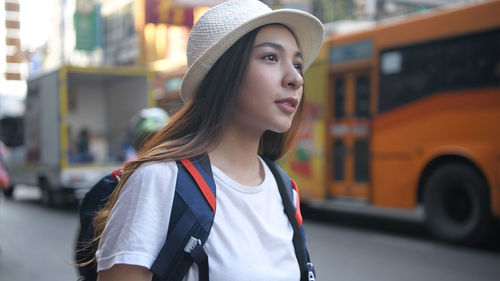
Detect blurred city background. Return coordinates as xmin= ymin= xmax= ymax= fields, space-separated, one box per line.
xmin=0 ymin=0 xmax=499 ymax=280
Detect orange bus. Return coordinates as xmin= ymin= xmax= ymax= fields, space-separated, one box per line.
xmin=280 ymin=0 xmax=500 ymax=245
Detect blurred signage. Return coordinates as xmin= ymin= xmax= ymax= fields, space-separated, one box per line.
xmin=74 ymin=0 xmax=101 ymax=51
xmin=145 ymin=0 xmax=194 ymax=27
xmin=330 ymin=39 xmax=373 ymax=64
xmin=330 ymin=124 xmax=370 ymax=137
xmin=102 ymin=3 xmax=138 ymax=65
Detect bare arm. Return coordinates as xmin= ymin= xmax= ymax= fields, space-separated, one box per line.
xmin=97 ymin=264 xmax=153 ymax=281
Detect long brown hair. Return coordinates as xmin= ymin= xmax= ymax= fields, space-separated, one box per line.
xmin=90 ymin=23 xmax=305 ymax=260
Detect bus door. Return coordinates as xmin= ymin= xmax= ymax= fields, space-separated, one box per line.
xmin=328 ymin=70 xmax=371 ymax=201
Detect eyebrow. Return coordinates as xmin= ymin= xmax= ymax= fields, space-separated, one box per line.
xmin=254 ymin=42 xmax=303 ymax=59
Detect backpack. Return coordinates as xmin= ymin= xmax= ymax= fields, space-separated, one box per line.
xmin=75 ymin=155 xmax=316 ymax=281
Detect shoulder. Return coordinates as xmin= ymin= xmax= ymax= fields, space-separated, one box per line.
xmin=125 ymin=161 xmax=178 ymax=187
xmin=132 ymin=160 xmax=178 ymax=178
xmin=117 ymin=161 xmax=180 ymax=204
xmin=97 ymin=161 xmax=180 ymax=272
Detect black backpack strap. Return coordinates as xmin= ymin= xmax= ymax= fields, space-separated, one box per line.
xmin=263 ymin=157 xmax=316 ymax=281
xmin=76 ymin=171 xmax=120 ymax=281
xmin=151 ymin=155 xmax=215 ymax=281
xmin=195 ymin=153 xmax=212 ymax=178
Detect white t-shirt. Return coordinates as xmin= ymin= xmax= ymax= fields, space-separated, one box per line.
xmin=96 ymin=157 xmax=300 ymax=281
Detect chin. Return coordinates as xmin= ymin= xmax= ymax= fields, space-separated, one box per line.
xmin=270 ymin=123 xmax=293 ymax=134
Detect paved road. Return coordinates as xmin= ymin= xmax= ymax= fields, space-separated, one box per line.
xmin=0 ymin=186 xmax=79 ymax=281
xmin=303 ymin=208 xmax=500 ymax=281
xmin=1 ymin=185 xmax=499 ymax=281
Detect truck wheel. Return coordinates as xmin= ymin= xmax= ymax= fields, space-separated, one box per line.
xmin=40 ymin=179 xmax=54 ymax=207
xmin=2 ymin=185 xmax=15 ymax=198
xmin=424 ymin=163 xmax=490 ymax=245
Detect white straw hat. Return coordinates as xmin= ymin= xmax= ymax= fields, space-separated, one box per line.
xmin=180 ymin=0 xmax=324 ymax=102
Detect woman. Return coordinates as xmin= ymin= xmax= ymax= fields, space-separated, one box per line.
xmin=94 ymin=0 xmax=323 ymax=280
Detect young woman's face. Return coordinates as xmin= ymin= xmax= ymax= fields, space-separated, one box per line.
xmin=232 ymin=24 xmax=304 ymax=136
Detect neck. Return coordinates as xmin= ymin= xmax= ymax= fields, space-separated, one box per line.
xmin=208 ymin=125 xmax=264 ymax=186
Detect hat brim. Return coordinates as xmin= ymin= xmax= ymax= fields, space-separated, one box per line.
xmin=180 ymin=9 xmax=324 ymax=102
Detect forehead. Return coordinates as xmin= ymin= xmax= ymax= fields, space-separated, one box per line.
xmin=254 ymin=25 xmax=300 ymax=51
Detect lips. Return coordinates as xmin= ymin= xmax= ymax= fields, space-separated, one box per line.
xmin=275 ymin=97 xmax=299 ymax=113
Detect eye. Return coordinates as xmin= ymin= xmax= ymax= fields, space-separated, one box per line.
xmin=263 ymin=54 xmax=277 ymax=61
xmin=294 ymin=62 xmax=303 ymax=74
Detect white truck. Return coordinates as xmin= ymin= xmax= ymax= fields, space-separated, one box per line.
xmin=2 ymin=66 xmax=156 ymax=206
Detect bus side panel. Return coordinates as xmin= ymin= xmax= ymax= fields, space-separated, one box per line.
xmin=281 ymin=45 xmax=329 ymax=202
xmin=372 ymin=89 xmax=500 ymax=210
xmin=371 ymin=154 xmax=416 ymax=209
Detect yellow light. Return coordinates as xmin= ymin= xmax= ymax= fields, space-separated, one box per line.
xmin=145 ymin=23 xmax=156 ymax=43
xmin=156 ymin=24 xmax=168 ymax=58
xmin=145 ymin=23 xmax=157 ymax=62
xmin=193 ymin=7 xmax=210 ymax=23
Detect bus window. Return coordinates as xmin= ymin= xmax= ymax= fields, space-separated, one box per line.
xmin=355 ymin=75 xmax=370 ymax=118
xmin=354 ymin=139 xmax=369 ymax=183
xmin=333 ymin=139 xmax=346 ymax=181
xmin=379 ymin=28 xmax=500 ymax=112
xmin=334 ymin=78 xmax=346 ymax=119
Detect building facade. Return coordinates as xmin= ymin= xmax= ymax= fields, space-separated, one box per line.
xmin=1 ymin=0 xmax=25 ymax=103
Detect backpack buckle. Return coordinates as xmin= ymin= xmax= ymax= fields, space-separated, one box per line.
xmin=184 ymin=236 xmax=202 ymax=254
xmin=307 ymin=262 xmax=316 ymax=281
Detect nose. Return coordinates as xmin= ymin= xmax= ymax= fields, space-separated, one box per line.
xmin=282 ymin=64 xmax=304 ymax=90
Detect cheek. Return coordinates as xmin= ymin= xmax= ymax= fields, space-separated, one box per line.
xmin=239 ymin=71 xmax=274 ymax=103
xmin=246 ymin=68 xmax=269 ymax=89
xmin=245 ymin=61 xmax=281 ymax=88
xmin=296 ymin=88 xmax=304 ymax=106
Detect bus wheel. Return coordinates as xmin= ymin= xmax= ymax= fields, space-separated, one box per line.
xmin=40 ymin=178 xmax=54 ymax=207
xmin=424 ymin=163 xmax=490 ymax=245
xmin=2 ymin=184 xmax=15 ymax=198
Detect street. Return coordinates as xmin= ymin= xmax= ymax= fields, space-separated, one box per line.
xmin=1 ymin=185 xmax=500 ymax=281
xmin=0 ymin=186 xmax=78 ymax=281
xmin=304 ymin=208 xmax=500 ymax=281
